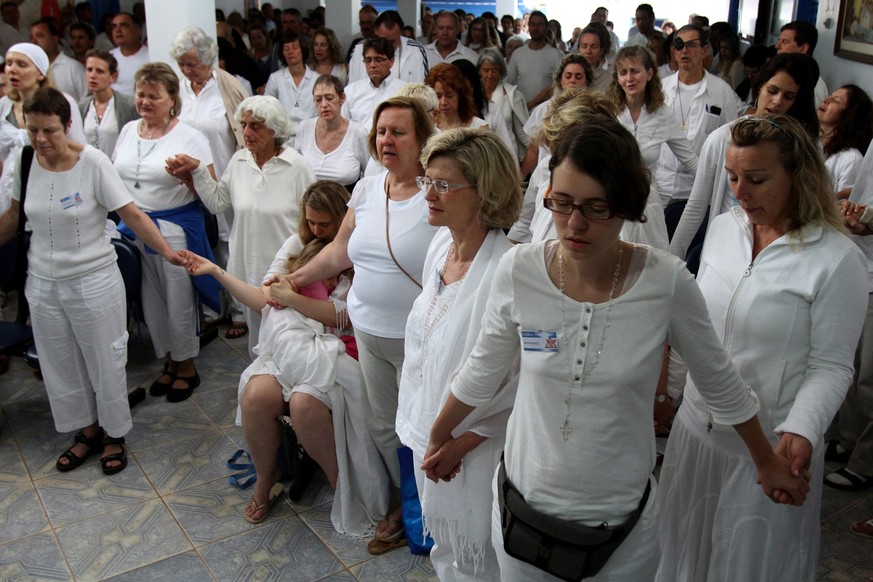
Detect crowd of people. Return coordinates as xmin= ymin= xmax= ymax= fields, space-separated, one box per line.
xmin=0 ymin=1 xmax=873 ymax=581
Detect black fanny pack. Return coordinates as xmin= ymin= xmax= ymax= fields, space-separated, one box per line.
xmin=497 ymin=459 xmax=651 ymax=581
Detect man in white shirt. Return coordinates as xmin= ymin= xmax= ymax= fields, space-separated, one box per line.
xmin=655 ymin=25 xmax=740 ymax=208
xmin=109 ymin=13 xmax=148 ymax=96
xmin=424 ymin=11 xmax=477 ymax=70
xmin=30 ymin=20 xmax=87 ymax=101
xmin=776 ymin=21 xmax=828 ymax=107
xmin=348 ymin=11 xmax=428 ymax=86
xmin=505 ymin=11 xmax=562 ymax=111
xmin=343 ymin=37 xmax=408 ymax=132
xmin=625 ymin=3 xmax=658 ymax=48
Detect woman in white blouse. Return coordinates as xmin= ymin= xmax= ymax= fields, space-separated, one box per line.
xmin=817 ymin=84 xmax=873 ymax=195
xmin=294 ymin=75 xmax=369 ymax=190
xmin=308 ymin=28 xmax=347 ymax=85
xmin=264 ymin=32 xmax=318 ymax=133
xmin=427 ymin=116 xmax=808 ymax=581
xmin=167 ymin=95 xmax=315 ymax=356
xmin=78 ymin=49 xmax=139 ymax=157
xmin=477 ymin=48 xmax=529 ymax=164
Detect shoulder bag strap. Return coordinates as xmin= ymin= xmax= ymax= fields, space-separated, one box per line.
xmin=13 ymin=145 xmax=35 ymax=322
xmin=385 ymin=191 xmax=422 ymax=289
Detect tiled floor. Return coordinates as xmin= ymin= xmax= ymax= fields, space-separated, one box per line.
xmin=0 ymin=311 xmax=871 ymax=581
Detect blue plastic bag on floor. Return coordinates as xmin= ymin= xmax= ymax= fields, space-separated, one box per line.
xmin=397 ymin=446 xmax=434 ymax=554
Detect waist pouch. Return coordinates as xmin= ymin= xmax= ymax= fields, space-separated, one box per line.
xmin=497 ymin=459 xmax=651 ymax=581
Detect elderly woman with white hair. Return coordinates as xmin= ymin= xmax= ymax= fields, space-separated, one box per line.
xmin=170 ymin=26 xmax=251 ymax=338
xmin=478 ymin=48 xmax=529 ymax=163
xmin=166 ymin=95 xmax=316 ymax=353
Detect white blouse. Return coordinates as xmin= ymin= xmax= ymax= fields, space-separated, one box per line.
xmin=293 ymin=118 xmax=370 ymax=186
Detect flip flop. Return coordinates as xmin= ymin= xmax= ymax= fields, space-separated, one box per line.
xmin=244 ymin=482 xmax=284 ymax=524
xmin=225 ymin=322 xmax=248 ymax=339
xmin=367 ymin=519 xmax=407 ymax=555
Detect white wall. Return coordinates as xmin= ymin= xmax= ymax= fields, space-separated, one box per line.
xmin=814 ymin=12 xmax=873 ymax=97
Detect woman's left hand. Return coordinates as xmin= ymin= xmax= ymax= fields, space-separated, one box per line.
xmin=268 ymin=277 xmax=298 ymax=307
xmin=421 ymin=437 xmax=464 ymax=483
xmin=774 ymin=432 xmax=813 ymax=481
xmin=756 ymin=451 xmax=810 ymax=506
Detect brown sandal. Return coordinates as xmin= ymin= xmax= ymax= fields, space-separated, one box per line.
xmin=225 ymin=322 xmax=248 ymax=339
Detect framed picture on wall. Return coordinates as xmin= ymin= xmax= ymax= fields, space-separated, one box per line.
xmin=835 ymin=0 xmax=873 ymax=64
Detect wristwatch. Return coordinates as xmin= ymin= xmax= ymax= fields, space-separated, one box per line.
xmin=655 ymin=394 xmax=669 ymax=403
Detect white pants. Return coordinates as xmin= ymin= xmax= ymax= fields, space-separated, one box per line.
xmin=136 ymin=220 xmax=199 ymax=361
xmin=354 ymin=329 xmax=405 ymax=488
xmin=26 ymin=264 xmax=132 ymax=437
xmin=491 ymin=473 xmax=659 ymax=581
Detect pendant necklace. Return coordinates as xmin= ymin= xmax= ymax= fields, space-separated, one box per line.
xmin=134 ymin=119 xmax=170 ymax=188
xmin=558 ymin=242 xmax=623 ymax=441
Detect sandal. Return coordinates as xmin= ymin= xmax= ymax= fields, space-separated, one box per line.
xmin=57 ymin=430 xmax=103 ymax=472
xmin=225 ymin=322 xmax=248 ymax=339
xmin=149 ymin=362 xmax=175 ymax=397
xmin=367 ymin=519 xmax=407 ymax=555
xmin=100 ymin=435 xmax=128 ymax=475
xmin=167 ymin=371 xmax=200 ymax=403
xmin=824 ymin=467 xmax=873 ymax=491
xmin=825 ymin=440 xmax=853 ymax=464
xmin=850 ymin=518 xmax=873 ymax=539
xmin=244 ymin=482 xmax=284 ymax=524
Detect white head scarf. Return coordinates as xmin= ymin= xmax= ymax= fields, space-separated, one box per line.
xmin=7 ymin=43 xmax=49 ymax=76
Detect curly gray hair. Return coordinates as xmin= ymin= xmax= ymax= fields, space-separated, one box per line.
xmin=169 ymin=27 xmax=218 ymax=65
xmin=235 ymin=95 xmax=294 ymax=145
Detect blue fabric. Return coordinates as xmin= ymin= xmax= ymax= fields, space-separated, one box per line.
xmin=117 ymin=201 xmax=221 ymax=313
xmin=397 ymin=446 xmax=434 ymax=554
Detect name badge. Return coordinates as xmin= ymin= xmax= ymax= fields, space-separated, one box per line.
xmin=60 ymin=192 xmax=83 ymax=210
xmin=522 ymin=330 xmax=559 ymax=352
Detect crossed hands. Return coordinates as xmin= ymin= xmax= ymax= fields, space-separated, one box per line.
xmin=760 ymin=432 xmax=813 ymax=506
xmin=422 ymin=434 xmax=464 ymax=483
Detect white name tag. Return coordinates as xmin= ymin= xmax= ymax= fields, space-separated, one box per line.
xmin=522 ymin=330 xmax=559 ymax=352
xmin=60 ymin=192 xmax=83 ymax=210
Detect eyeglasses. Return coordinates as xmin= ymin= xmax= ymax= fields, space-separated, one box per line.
xmin=672 ymin=38 xmax=703 ymax=51
xmin=363 ymin=56 xmax=389 ymax=64
xmin=416 ymin=176 xmax=473 ymax=194
xmin=543 ymin=195 xmax=614 ymax=219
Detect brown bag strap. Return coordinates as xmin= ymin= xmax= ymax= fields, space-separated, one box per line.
xmin=385 ymin=191 xmax=422 ymax=289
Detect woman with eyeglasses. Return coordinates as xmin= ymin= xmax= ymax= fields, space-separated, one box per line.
xmin=283 ymin=97 xmax=438 ymax=555
xmin=656 ymin=114 xmax=866 ymax=582
xmin=670 ymin=53 xmax=820 ymax=259
xmin=426 ymin=114 xmax=807 ymax=581
xmin=396 ymin=127 xmax=521 ymax=581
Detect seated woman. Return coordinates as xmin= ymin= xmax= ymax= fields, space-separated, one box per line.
xmin=817 ymin=84 xmax=873 ymax=195
xmin=186 ymin=180 xmax=389 ymax=533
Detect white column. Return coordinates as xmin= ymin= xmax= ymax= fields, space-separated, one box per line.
xmin=397 ymin=0 xmax=419 ymax=34
xmin=143 ymin=0 xmax=217 ymax=68
xmin=494 ymin=0 xmax=517 ymax=19
xmin=327 ymin=0 xmax=358 ymax=54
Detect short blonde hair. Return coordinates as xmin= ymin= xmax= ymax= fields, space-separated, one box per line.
xmin=729 ymin=114 xmax=844 ymax=235
xmin=367 ymin=96 xmax=435 ymax=160
xmin=397 ymin=83 xmax=439 ymax=114
xmin=420 ymin=127 xmax=521 ymax=230
xmin=536 ymin=89 xmax=618 ymax=151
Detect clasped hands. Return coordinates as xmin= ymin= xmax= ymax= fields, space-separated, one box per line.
xmin=762 ymin=432 xmax=813 ymax=507
xmin=422 ymin=432 xmax=464 ymax=484
xmin=840 ymin=200 xmax=871 ymax=236
xmin=261 ymin=274 xmax=300 ymax=309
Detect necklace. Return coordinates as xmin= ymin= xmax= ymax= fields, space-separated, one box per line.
xmin=558 ymin=242 xmax=624 ymax=441
xmin=134 ymin=119 xmax=170 ymax=188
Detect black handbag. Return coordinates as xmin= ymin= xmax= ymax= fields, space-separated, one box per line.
xmin=497 ymin=460 xmax=651 ymax=581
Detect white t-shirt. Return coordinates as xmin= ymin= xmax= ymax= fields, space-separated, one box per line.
xmin=110 ymin=45 xmax=150 ymax=96
xmin=113 ymin=120 xmax=213 ymax=211
xmin=293 ymin=118 xmax=370 ymax=186
xmin=825 ymin=148 xmax=864 ymax=192
xmin=346 ymin=171 xmax=439 ymax=337
xmin=342 ymin=77 xmax=408 ymax=132
xmin=13 ymin=145 xmax=132 ymax=280
xmin=179 ymin=74 xmax=238 ymax=177
xmin=50 ymin=52 xmax=87 ymax=102
xmin=83 ymin=97 xmax=120 ymax=157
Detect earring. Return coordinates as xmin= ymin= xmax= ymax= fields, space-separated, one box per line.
xmin=170 ymin=107 xmax=176 ymax=117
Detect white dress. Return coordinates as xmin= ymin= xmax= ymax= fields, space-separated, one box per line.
xmin=452 ymin=241 xmax=760 ymax=579
xmin=656 ymin=208 xmax=868 ymax=582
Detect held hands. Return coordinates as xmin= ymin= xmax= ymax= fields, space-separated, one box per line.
xmin=422 ymin=435 xmax=463 ymax=483
xmin=178 ymin=250 xmax=217 ymax=277
xmin=840 ymin=200 xmax=871 ymax=236
xmin=164 ymin=250 xmax=188 ymax=268
xmin=757 ymin=437 xmax=811 ymax=506
xmin=267 ymin=276 xmax=298 ymax=307
xmin=165 ymin=154 xmax=200 ymax=187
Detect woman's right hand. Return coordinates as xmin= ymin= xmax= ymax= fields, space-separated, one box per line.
xmin=756 ymin=451 xmax=810 ymax=506
xmin=179 ymin=250 xmax=217 ymax=276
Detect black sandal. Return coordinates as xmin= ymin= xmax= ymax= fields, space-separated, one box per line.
xmin=100 ymin=435 xmax=128 ymax=475
xmin=149 ymin=362 xmax=175 ymax=397
xmin=167 ymin=371 xmax=200 ymax=403
xmin=57 ymin=430 xmax=103 ymax=472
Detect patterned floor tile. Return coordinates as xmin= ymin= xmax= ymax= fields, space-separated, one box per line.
xmin=133 ymin=428 xmax=237 ymax=495
xmin=126 ymin=397 xmax=215 ymax=452
xmin=0 ymin=481 xmax=50 ymax=544
xmin=287 ymin=472 xmax=335 ymax=514
xmin=192 ymin=384 xmax=238 ymax=428
xmin=0 ymin=532 xmax=71 ymax=581
xmin=0 ymin=362 xmax=46 ymax=406
xmin=16 ymin=428 xmax=102 ymax=480
xmin=55 ymin=498 xmax=191 ymax=580
xmin=200 ymin=515 xmax=343 ymax=581
xmin=34 ymin=460 xmax=157 ymax=527
xmin=318 ymin=570 xmax=358 ymax=581
xmin=0 ymin=435 xmax=28 ymax=484
xmin=165 ymin=477 xmax=294 ymax=545
xmin=350 ymin=549 xmax=437 ymax=582
xmin=818 ymin=527 xmax=873 ymax=581
xmin=298 ymin=504 xmax=374 ymax=568
xmin=102 ymin=550 xmax=215 ymax=582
